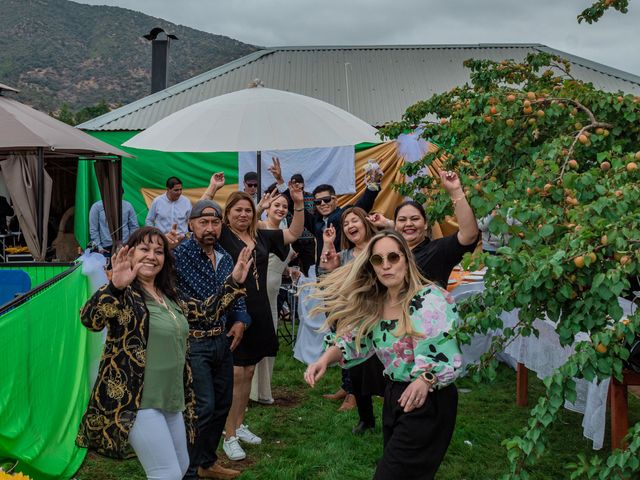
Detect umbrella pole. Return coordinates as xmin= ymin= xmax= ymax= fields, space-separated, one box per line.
xmin=256 ymin=150 xmax=262 ymax=198
xmin=37 ymin=146 xmax=44 ymax=251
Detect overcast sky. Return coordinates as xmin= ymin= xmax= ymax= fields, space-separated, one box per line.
xmin=76 ymin=0 xmax=640 ymax=77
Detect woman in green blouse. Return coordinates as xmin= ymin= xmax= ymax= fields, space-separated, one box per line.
xmin=305 ymin=230 xmax=462 ymax=480
xmin=77 ymin=227 xmax=252 ymax=480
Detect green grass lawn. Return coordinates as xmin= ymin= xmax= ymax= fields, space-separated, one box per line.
xmin=75 ymin=338 xmax=637 ymax=480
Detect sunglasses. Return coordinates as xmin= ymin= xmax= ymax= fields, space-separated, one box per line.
xmin=246 ymin=182 xmax=258 ymax=188
xmin=369 ymin=252 xmax=404 ymax=267
xmin=314 ymin=196 xmax=333 ymax=206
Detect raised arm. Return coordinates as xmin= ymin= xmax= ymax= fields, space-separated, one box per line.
xmin=81 ymin=246 xmax=141 ymax=331
xmin=282 ymin=182 xmax=305 ymax=245
xmin=317 ymin=224 xmax=340 ymax=273
xmin=200 ymin=172 xmax=225 ymax=201
xmin=440 ymin=171 xmax=479 ymax=246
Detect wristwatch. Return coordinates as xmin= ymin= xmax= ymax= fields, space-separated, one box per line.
xmin=419 ymin=371 xmax=438 ymax=388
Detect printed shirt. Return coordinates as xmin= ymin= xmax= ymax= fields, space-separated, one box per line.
xmin=326 ymin=286 xmax=462 ymax=386
xmin=145 ymin=193 xmax=192 ymax=235
xmin=173 ymin=237 xmax=251 ymax=329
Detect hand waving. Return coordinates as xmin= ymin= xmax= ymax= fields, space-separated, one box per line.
xmin=231 ymin=246 xmax=254 ymax=284
xmin=111 ymin=246 xmax=142 ymax=289
xmin=258 ymin=189 xmax=276 ymax=211
xmin=289 ymin=180 xmax=304 ymax=204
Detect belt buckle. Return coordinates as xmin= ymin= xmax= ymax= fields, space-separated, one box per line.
xmin=211 ymin=326 xmax=223 ymax=336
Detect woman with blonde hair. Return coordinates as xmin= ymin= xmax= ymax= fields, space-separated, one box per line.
xmin=305 ymin=230 xmax=462 ymax=479
xmin=213 ymin=185 xmax=304 ymax=461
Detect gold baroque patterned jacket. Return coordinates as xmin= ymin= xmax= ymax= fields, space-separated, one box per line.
xmin=76 ymin=278 xmax=246 ymax=459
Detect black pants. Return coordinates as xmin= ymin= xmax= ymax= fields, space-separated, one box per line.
xmin=374 ymin=382 xmax=458 ymax=480
xmin=350 ymin=356 xmax=386 ymax=427
xmin=184 ymin=335 xmax=234 ymax=479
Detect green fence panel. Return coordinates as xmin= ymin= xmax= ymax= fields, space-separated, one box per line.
xmin=0 ymin=266 xmax=102 ymax=479
xmin=0 ymin=263 xmax=73 ymax=289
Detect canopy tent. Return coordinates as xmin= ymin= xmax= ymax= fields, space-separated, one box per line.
xmin=0 ymin=83 xmax=133 ymax=259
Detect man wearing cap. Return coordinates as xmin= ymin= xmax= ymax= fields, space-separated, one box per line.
xmin=173 ymin=199 xmax=251 ymax=480
xmin=242 ymin=172 xmax=259 ymax=204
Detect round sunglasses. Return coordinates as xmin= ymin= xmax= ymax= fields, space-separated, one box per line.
xmin=369 ymin=251 xmax=404 ymax=267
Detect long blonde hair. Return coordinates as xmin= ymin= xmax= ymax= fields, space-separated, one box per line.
xmin=311 ymin=230 xmax=431 ymax=347
xmin=223 ymin=191 xmax=258 ymax=239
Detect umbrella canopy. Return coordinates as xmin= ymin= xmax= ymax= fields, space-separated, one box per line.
xmin=0 ymin=95 xmax=132 ymax=157
xmin=123 ymin=86 xmax=380 ymax=152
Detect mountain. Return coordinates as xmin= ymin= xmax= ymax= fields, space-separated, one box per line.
xmin=0 ymin=0 xmax=259 ymax=112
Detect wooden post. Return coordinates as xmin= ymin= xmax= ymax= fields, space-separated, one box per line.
xmin=610 ymin=376 xmax=628 ymax=451
xmin=516 ymin=362 xmax=529 ymax=407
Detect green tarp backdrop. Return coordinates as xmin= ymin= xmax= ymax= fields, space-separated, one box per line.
xmin=75 ymin=130 xmax=240 ymax=247
xmin=0 ymin=266 xmax=102 ymax=479
xmin=75 ymin=130 xmax=377 ymax=248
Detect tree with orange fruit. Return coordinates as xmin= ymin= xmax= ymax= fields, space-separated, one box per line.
xmin=380 ymin=48 xmax=640 ymax=480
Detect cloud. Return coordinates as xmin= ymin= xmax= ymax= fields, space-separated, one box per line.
xmin=77 ymin=0 xmax=640 ymax=76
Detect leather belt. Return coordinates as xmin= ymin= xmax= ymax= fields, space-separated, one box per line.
xmin=189 ymin=326 xmax=223 ymax=338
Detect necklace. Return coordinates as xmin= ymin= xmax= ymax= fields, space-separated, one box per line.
xmin=147 ymin=288 xmax=177 ymax=320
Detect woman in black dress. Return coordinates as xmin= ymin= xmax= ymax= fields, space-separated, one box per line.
xmin=217 ymin=187 xmax=305 ymax=461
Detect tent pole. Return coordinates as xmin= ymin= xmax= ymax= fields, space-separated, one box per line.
xmin=37 ymin=146 xmax=44 ymax=250
xmin=256 ymin=150 xmax=262 ymax=198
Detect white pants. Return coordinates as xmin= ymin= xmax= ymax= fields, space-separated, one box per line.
xmin=128 ymin=409 xmax=189 ymax=480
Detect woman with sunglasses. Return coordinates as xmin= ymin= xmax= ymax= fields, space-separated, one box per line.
xmin=204 ymin=184 xmax=305 ymax=461
xmin=319 ymin=207 xmax=386 ymax=431
xmin=305 ymin=230 xmax=462 ymax=479
xmin=369 ymin=171 xmax=479 ymax=288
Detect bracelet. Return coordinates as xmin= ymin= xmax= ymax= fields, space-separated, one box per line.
xmin=294 ymin=207 xmax=305 ymax=211
xmin=451 ymin=195 xmax=466 ymax=207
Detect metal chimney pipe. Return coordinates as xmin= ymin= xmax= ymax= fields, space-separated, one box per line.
xmin=151 ymin=38 xmax=169 ymax=93
xmin=143 ymin=28 xmax=178 ymax=94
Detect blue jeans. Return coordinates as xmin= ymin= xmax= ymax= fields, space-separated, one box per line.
xmin=184 ymin=334 xmax=234 ymax=479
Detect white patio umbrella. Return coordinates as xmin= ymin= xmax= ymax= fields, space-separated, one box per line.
xmin=123 ymin=85 xmax=381 ymax=193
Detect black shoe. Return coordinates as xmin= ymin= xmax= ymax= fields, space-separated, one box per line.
xmin=352 ymin=421 xmax=375 ymax=435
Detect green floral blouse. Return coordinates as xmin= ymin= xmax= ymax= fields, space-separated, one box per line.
xmin=325 ymin=286 xmax=462 ymax=386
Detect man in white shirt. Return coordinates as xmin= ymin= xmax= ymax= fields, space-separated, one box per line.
xmin=145 ymin=176 xmax=192 ymax=237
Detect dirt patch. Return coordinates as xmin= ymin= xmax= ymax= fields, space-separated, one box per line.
xmin=249 ymin=386 xmax=305 ymax=408
xmin=216 ymin=456 xmax=257 ymax=471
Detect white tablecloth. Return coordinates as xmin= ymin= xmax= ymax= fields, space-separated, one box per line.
xmin=452 ymin=282 xmax=637 ymax=450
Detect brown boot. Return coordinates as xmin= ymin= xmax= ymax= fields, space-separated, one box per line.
xmin=322 ymin=387 xmax=347 ymax=401
xmin=337 ymin=393 xmax=356 ymax=412
xmin=197 ymin=462 xmax=241 ymax=479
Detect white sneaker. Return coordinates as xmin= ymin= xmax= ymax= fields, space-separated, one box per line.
xmin=223 ymin=436 xmax=246 ymax=461
xmin=236 ymin=424 xmax=262 ymax=445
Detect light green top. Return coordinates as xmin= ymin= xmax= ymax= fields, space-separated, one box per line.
xmin=140 ymin=295 xmax=189 ymax=411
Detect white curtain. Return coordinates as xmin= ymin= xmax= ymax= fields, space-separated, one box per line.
xmin=239 ymin=146 xmax=356 ymax=195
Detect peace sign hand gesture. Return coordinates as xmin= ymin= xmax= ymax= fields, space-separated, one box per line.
xmin=111 ymin=246 xmax=143 ymax=290
xmin=268 ymin=156 xmax=284 ymax=183
xmin=231 ymin=246 xmax=254 ymax=284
